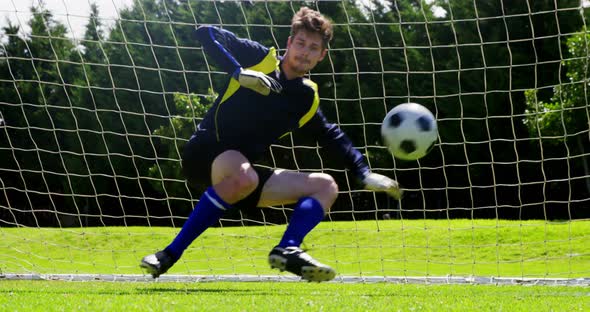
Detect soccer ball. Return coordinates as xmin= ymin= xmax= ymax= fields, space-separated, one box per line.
xmin=381 ymin=103 xmax=438 ymax=160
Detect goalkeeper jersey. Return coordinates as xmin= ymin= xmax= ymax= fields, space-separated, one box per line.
xmin=193 ymin=25 xmax=369 ymax=179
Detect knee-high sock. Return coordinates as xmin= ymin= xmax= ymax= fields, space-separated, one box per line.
xmin=278 ymin=197 xmax=325 ymax=248
xmin=165 ymin=186 xmax=230 ymax=261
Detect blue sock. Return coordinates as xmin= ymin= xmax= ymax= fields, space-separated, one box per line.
xmin=278 ymin=197 xmax=325 ymax=248
xmin=165 ymin=186 xmax=231 ymax=261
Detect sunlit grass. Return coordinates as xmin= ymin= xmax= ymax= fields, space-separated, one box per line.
xmin=2 ymin=219 xmax=588 ymax=278
xmin=0 ymin=280 xmax=588 ymax=312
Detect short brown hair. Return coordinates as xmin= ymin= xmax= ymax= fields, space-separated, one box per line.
xmin=291 ymin=7 xmax=333 ymax=47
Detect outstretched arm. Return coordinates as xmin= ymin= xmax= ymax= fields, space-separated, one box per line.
xmin=301 ymin=109 xmax=402 ymax=199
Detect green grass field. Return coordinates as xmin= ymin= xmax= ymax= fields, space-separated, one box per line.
xmin=1 ymin=280 xmax=589 ymax=311
xmin=1 ymin=219 xmax=589 ymax=311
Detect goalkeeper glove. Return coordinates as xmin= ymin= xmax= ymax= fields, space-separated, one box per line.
xmin=362 ymin=172 xmax=403 ymax=200
xmin=233 ymin=68 xmax=283 ymax=96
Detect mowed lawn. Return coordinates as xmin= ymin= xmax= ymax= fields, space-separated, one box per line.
xmin=0 ymin=280 xmax=589 ymax=311
xmin=1 ymin=219 xmax=588 ymax=278
xmin=1 ymin=220 xmax=589 ymax=311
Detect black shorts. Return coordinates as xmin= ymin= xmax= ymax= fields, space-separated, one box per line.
xmin=181 ymin=134 xmax=273 ymax=210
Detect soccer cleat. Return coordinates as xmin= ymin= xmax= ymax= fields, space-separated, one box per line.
xmin=140 ymin=250 xmax=175 ymax=278
xmin=268 ymin=246 xmax=336 ymax=282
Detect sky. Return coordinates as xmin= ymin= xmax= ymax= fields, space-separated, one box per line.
xmin=0 ymin=0 xmax=456 ymax=39
xmin=1 ymin=0 xmax=134 ymax=39
xmin=2 ymin=0 xmax=447 ymax=40
xmin=3 ymin=0 xmax=588 ymax=41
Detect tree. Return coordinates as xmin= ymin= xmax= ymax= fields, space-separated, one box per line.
xmin=147 ymin=91 xmax=215 ymax=198
xmin=0 ymin=2 xmax=84 ymax=226
xmin=524 ymin=29 xmax=590 ymax=196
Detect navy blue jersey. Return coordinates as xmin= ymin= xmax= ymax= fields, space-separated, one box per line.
xmin=193 ymin=26 xmax=369 ymax=179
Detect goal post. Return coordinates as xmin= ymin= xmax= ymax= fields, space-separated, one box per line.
xmin=0 ymin=0 xmax=588 ymax=283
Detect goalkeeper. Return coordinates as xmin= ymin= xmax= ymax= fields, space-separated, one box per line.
xmin=141 ymin=7 xmax=401 ymax=282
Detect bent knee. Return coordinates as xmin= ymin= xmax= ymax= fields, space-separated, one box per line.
xmin=217 ymin=169 xmax=259 ymax=203
xmin=234 ymin=168 xmax=259 ymax=195
xmin=311 ymin=173 xmax=339 ymax=211
xmin=323 ymin=174 xmax=339 ymax=200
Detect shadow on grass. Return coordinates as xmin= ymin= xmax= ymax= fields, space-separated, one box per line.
xmin=138 ymin=287 xmax=283 ymax=296
xmin=0 ymin=285 xmax=400 ymax=297
xmin=0 ymin=287 xmax=278 ymax=296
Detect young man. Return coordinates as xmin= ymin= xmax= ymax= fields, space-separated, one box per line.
xmin=140 ymin=7 xmax=401 ymax=282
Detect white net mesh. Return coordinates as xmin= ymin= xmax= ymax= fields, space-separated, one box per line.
xmin=0 ymin=0 xmax=588 ymax=283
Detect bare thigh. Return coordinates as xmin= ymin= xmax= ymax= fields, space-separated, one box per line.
xmin=209 ymin=150 xmax=259 ymax=204
xmin=256 ymin=170 xmax=338 ymax=211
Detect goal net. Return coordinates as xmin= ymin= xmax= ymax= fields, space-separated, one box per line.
xmin=0 ymin=0 xmax=588 ymax=284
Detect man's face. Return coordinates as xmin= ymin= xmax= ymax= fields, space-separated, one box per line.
xmin=284 ymin=30 xmax=327 ymax=77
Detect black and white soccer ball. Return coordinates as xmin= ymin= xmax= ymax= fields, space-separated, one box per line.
xmin=381 ymin=103 xmax=438 ymax=160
